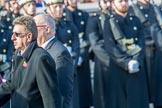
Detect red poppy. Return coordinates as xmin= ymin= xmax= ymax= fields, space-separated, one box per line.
xmin=23 ymin=61 xmax=28 ymax=68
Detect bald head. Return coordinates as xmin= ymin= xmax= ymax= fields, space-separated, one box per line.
xmin=33 ymin=14 xmax=56 ymax=34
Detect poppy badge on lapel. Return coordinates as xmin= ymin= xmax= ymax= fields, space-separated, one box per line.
xmin=23 ymin=61 xmax=28 ymax=68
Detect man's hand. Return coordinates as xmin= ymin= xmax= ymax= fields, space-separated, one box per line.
xmin=128 ymin=60 xmax=140 ymax=73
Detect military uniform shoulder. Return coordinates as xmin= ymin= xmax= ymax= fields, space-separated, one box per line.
xmin=127 ymin=13 xmax=142 ymax=24
xmin=61 ymin=18 xmax=72 ymax=24
xmin=76 ymin=9 xmax=89 ymax=16
xmin=60 ymin=18 xmax=75 ymax=28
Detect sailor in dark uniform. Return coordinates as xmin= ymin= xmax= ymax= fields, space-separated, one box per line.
xmin=0 ymin=24 xmax=13 ymax=81
xmin=129 ymin=0 xmax=162 ymax=107
xmin=86 ymin=0 xmax=111 ymax=108
xmin=0 ymin=0 xmax=20 ymax=80
xmin=63 ymin=0 xmax=93 ymax=108
xmin=103 ymin=0 xmax=149 ymax=108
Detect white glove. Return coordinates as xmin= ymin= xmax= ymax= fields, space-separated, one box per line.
xmin=77 ymin=56 xmax=83 ymax=66
xmin=128 ymin=60 xmax=140 ymax=73
xmin=66 ymin=46 xmax=72 ymax=53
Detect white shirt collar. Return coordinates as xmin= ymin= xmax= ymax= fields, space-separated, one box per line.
xmin=41 ymin=36 xmax=55 ymax=49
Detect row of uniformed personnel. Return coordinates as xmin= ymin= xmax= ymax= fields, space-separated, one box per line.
xmin=87 ymin=0 xmax=162 ymax=108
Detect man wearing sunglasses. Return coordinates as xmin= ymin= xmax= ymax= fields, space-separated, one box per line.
xmin=0 ymin=15 xmax=61 ymax=108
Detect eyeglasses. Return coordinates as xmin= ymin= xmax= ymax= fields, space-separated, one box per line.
xmin=36 ymin=24 xmax=47 ymax=28
xmin=12 ymin=32 xmax=27 ymax=37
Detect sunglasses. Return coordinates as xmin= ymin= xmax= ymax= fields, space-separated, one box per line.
xmin=12 ymin=32 xmax=27 ymax=37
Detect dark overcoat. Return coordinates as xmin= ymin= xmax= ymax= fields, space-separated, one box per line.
xmin=103 ymin=12 xmax=149 ymax=108
xmin=63 ymin=8 xmax=93 ymax=107
xmin=0 ymin=41 xmax=61 ymax=108
xmin=149 ymin=16 xmax=162 ymax=107
xmin=86 ymin=12 xmax=110 ymax=108
xmin=129 ymin=1 xmax=162 ymax=106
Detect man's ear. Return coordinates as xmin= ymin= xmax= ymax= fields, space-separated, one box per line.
xmin=27 ymin=33 xmax=33 ymax=42
xmin=46 ymin=26 xmax=51 ymax=34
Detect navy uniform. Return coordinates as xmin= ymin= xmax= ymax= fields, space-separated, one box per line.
xmin=1 ymin=0 xmax=20 ymax=31
xmin=149 ymin=24 xmax=162 ymax=108
xmin=0 ymin=18 xmax=12 ymax=108
xmin=103 ymin=8 xmax=149 ymax=108
xmin=148 ymin=4 xmax=162 ymax=108
xmin=0 ymin=23 xmax=13 ymax=79
xmin=129 ymin=1 xmax=162 ymax=107
xmin=86 ymin=11 xmax=110 ymax=108
xmin=1 ymin=12 xmax=15 ymax=31
xmin=63 ymin=4 xmax=93 ymax=108
xmin=55 ymin=18 xmax=80 ymax=68
xmin=55 ymin=18 xmax=80 ymax=108
xmin=0 ymin=1 xmax=18 ymax=80
xmin=157 ymin=4 xmax=162 ymax=28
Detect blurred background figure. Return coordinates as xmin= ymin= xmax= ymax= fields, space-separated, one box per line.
xmin=86 ymin=0 xmax=111 ymax=108
xmin=102 ymin=0 xmax=150 ymax=107
xmin=63 ymin=0 xmax=93 ymax=108
xmin=129 ymin=0 xmax=162 ymax=108
xmin=17 ymin=0 xmax=36 ymax=16
xmin=0 ymin=0 xmax=21 ymax=81
xmin=35 ymin=0 xmax=42 ymax=7
xmin=0 ymin=1 xmax=20 ymax=107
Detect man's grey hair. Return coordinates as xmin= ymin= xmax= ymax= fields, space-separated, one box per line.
xmin=13 ymin=15 xmax=38 ymax=40
xmin=34 ymin=14 xmax=56 ymax=34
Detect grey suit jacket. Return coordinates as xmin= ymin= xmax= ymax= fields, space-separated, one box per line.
xmin=45 ymin=37 xmax=74 ymax=108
